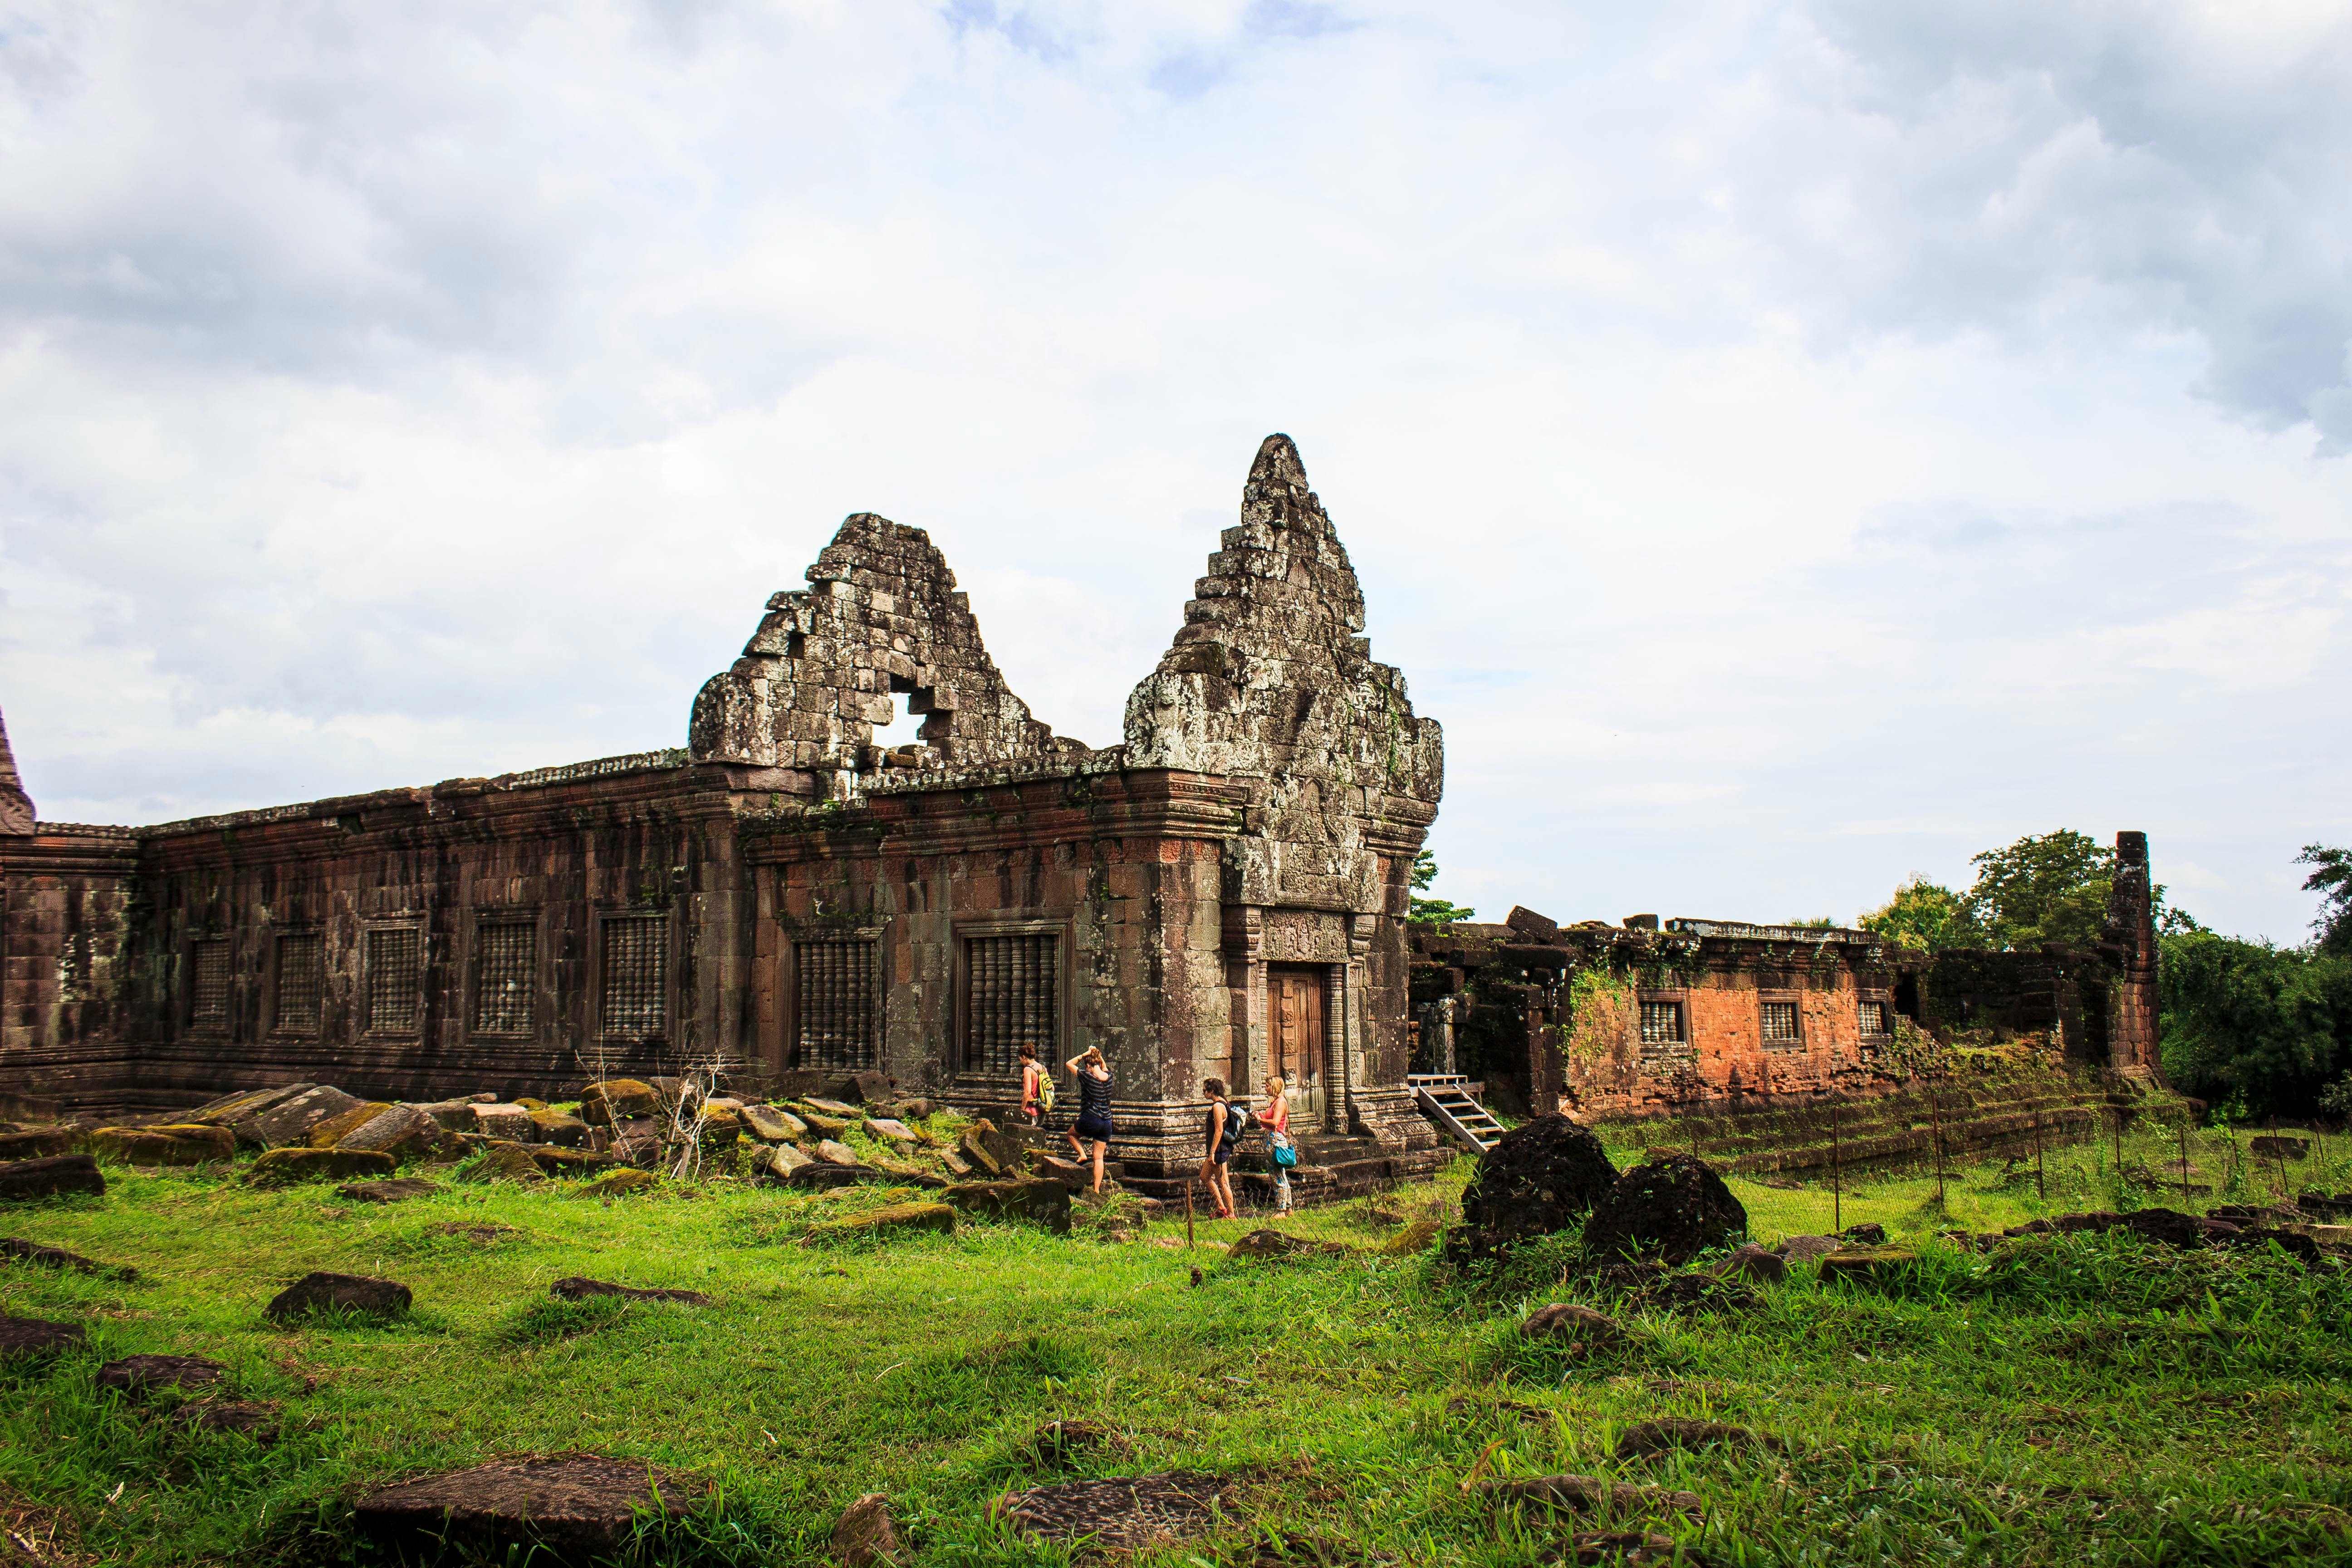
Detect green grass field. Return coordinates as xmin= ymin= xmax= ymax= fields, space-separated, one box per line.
xmin=3 ymin=1117 xmax=2349 ymax=1567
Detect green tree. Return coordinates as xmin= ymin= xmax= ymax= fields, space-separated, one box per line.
xmin=2298 ymin=844 xmax=2352 ymax=955
xmin=1963 ymin=830 xmax=2115 ymax=950
xmin=1860 ymin=875 xmax=1980 ymax=951
xmin=1407 ymin=849 xmax=1476 ymax=926
xmin=2158 ymin=931 xmax=2352 ymax=1119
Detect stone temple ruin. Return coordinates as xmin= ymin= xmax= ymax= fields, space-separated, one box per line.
xmin=0 ymin=434 xmax=2164 ymax=1193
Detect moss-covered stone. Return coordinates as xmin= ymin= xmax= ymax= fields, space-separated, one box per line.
xmin=804 ymin=1203 xmax=957 ymax=1242
xmin=247 ymin=1147 xmax=398 ymax=1185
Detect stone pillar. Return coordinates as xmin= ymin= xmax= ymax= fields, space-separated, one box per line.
xmin=2107 ymin=830 xmax=2162 ymax=1081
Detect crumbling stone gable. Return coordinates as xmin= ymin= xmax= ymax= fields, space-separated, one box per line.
xmin=688 ymin=514 xmax=1082 ymax=782
xmin=0 ymin=707 xmax=33 ymax=837
xmin=1122 ymin=435 xmax=1444 ymax=907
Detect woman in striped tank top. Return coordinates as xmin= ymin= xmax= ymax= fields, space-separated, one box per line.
xmin=1063 ymin=1046 xmax=1115 ymax=1195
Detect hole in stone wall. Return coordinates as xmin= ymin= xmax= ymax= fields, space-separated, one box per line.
xmin=873 ymin=697 xmax=927 ymax=750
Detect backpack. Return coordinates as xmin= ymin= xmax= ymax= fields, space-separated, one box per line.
xmin=1032 ymin=1066 xmax=1056 ymax=1113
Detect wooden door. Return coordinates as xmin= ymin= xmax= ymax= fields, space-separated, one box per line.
xmin=1268 ymin=964 xmax=1326 ymax=1098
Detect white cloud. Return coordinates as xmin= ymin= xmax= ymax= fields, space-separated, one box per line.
xmin=1 ymin=0 xmax=2349 ymax=942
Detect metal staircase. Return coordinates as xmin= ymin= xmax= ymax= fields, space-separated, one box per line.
xmin=1408 ymin=1073 xmax=1504 ymax=1153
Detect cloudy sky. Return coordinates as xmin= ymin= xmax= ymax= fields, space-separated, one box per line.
xmin=3 ymin=0 xmax=2348 ymax=942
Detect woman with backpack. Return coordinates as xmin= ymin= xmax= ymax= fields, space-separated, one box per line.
xmin=1199 ymin=1077 xmax=1240 ymax=1220
xmin=1063 ymin=1046 xmax=1115 ymax=1195
xmin=1263 ymin=1073 xmax=1296 ymax=1214
xmin=1018 ymin=1043 xmax=1052 ymax=1127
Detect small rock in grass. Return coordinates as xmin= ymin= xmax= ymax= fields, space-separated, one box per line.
xmin=97 ymin=1353 xmax=225 ymax=1397
xmin=1838 ymin=1222 xmax=1887 ymax=1246
xmin=459 ymin=1143 xmax=546 ymax=1184
xmin=264 ymin=1271 xmax=412 ymax=1323
xmin=832 ymin=1491 xmax=900 ymax=1567
xmin=248 ymin=1147 xmax=398 ymax=1186
xmin=1522 ymin=1303 xmax=1622 ymax=1346
xmin=91 ymin=1124 xmax=235 ymax=1167
xmin=1226 ymin=1229 xmax=1352 ymax=1260
xmin=0 ymin=1154 xmax=105 ymax=1200
xmin=816 ymin=1139 xmax=862 ymax=1167
xmin=0 ymin=1314 xmax=85 ymax=1360
xmin=1774 ymin=1235 xmax=1841 ymax=1266
xmin=1712 ymin=1243 xmax=1788 ymax=1284
xmin=1 ymin=1236 xmax=135 ymax=1279
xmin=355 ymin=1454 xmax=694 ymax=1557
xmin=1816 ymin=1248 xmax=1918 ymax=1285
xmin=336 ymin=1178 xmax=438 ymax=1204
xmin=580 ymin=1169 xmax=660 ymax=1198
xmin=176 ymin=1399 xmax=280 ymax=1442
xmin=426 ymin=1222 xmax=512 ymax=1242
xmin=1613 ymin=1419 xmax=1774 ymax=1460
xmin=549 ymin=1277 xmax=711 ymax=1307
xmin=804 ymin=1202 xmax=957 ymax=1242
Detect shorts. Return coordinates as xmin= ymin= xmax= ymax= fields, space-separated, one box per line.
xmin=1210 ymin=1144 xmax=1236 ymax=1165
xmin=1074 ymin=1114 xmax=1114 ymax=1142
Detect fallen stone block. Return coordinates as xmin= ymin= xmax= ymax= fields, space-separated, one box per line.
xmin=1713 ymin=1243 xmax=1788 ymax=1284
xmin=470 ymin=1104 xmax=542 ymax=1143
xmin=816 ymin=1139 xmax=862 ymax=1167
xmin=0 ymin=1154 xmax=105 ymax=1200
xmin=804 ymin=1202 xmax=957 ymax=1242
xmin=92 ymin=1124 xmax=235 ymax=1167
xmin=235 ymin=1085 xmax=366 ymax=1149
xmin=801 ymin=1112 xmax=853 ymax=1137
xmin=97 ymin=1353 xmax=225 ymax=1398
xmin=578 ymin=1079 xmax=662 ymax=1126
xmin=249 ymin=1147 xmax=397 ymax=1186
xmin=740 ymin=1104 xmax=806 ymax=1142
xmin=0 ymin=1314 xmax=86 ymax=1361
xmin=354 ymin=1454 xmax=695 ymax=1558
xmin=264 ymin=1271 xmax=412 ymax=1323
xmin=529 ymin=1107 xmax=591 ymax=1147
xmin=306 ymin=1102 xmax=393 ymax=1147
xmin=529 ymin=1146 xmax=609 ymax=1178
xmin=750 ymin=1143 xmax=815 ymax=1182
xmin=1477 ymin=1474 xmax=1704 ymax=1517
xmin=1025 ymin=1152 xmax=1090 ymax=1186
xmin=176 ymin=1399 xmax=280 ymax=1442
xmin=1444 ymin=1115 xmax=1620 ymax=1265
xmin=337 ymin=1178 xmax=439 ymax=1204
xmin=862 ymin=1118 xmax=915 ymax=1144
xmin=336 ymin=1104 xmax=451 ymax=1161
xmin=2 ymin=1236 xmax=134 ymax=1279
xmin=1775 ymin=1235 xmax=1842 ymax=1266
xmin=944 ymin=1178 xmax=1073 ymax=1235
xmin=1226 ymin=1228 xmax=1353 ymax=1260
xmin=549 ymin=1277 xmax=711 ymax=1307
xmin=182 ymin=1084 xmax=308 ymax=1127
xmin=0 ymin=1127 xmax=83 ymax=1161
xmin=1372 ymin=1218 xmax=1443 ymax=1257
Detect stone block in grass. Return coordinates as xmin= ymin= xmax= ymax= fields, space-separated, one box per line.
xmin=248 ymin=1147 xmax=397 ymax=1186
xmin=804 ymin=1202 xmax=956 ymax=1242
xmin=529 ymin=1145 xmax=608 ymax=1178
xmin=336 ymin=1178 xmax=438 ymax=1204
xmin=336 ymin=1105 xmax=453 ymax=1161
xmin=0 ymin=1314 xmax=85 ymax=1361
xmin=529 ymin=1107 xmax=591 ymax=1146
xmin=0 ymin=1127 xmax=83 ymax=1161
xmin=815 ymin=1139 xmax=862 ymax=1167
xmin=0 ymin=1155 xmax=105 ymax=1200
xmin=92 ymin=1124 xmax=235 ymax=1167
xmin=750 ymin=1143 xmax=814 ymax=1182
xmin=354 ymin=1454 xmax=696 ymax=1557
xmin=1614 ymin=1418 xmax=1775 ymax=1460
xmin=862 ymin=1118 xmax=915 ymax=1143
xmin=832 ymin=1492 xmax=899 ymax=1568
xmin=1522 ymin=1303 xmax=1622 ymax=1345
xmin=469 ymin=1104 xmax=542 ymax=1143
xmin=235 ymin=1085 xmax=365 ymax=1148
xmin=999 ymin=1471 xmax=1244 ymax=1552
xmin=264 ymin=1270 xmax=411 ymax=1323
xmin=945 ymin=1178 xmax=1073 ymax=1234
xmin=1713 ymin=1243 xmax=1788 ymax=1284
xmin=1227 ymin=1228 xmax=1353 ymax=1260
xmin=802 ymin=1112 xmax=854 ymax=1138
xmin=97 ymin=1353 xmax=225 ymax=1397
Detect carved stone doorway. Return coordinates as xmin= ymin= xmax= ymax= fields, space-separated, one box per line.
xmin=1268 ymin=963 xmax=1329 ymax=1130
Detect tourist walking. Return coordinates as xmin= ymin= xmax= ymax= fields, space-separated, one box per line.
xmin=1018 ymin=1042 xmax=1052 ymax=1127
xmin=1064 ymin=1046 xmax=1115 ymax=1194
xmin=1263 ymin=1073 xmax=1296 ymax=1214
xmin=1199 ymin=1077 xmax=1240 ymax=1220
